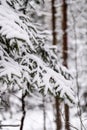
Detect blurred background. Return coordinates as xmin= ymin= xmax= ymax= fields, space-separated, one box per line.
xmin=0 ymin=0 xmax=87 ymax=130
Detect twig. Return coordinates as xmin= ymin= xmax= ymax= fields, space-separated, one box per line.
xmin=0 ymin=124 xmax=20 ymax=127
xmin=68 ymin=5 xmax=86 ymax=130
xmin=60 ymin=110 xmax=79 ymax=130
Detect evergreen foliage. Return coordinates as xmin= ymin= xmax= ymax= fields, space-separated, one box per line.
xmin=0 ymin=0 xmax=74 ymax=103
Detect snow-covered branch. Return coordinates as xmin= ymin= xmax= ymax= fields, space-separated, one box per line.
xmin=0 ymin=0 xmax=75 ymax=103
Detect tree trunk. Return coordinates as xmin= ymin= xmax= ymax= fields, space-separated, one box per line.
xmin=55 ymin=97 xmax=62 ymax=130
xmin=43 ymin=96 xmax=46 ymax=130
xmin=62 ymin=0 xmax=70 ymax=130
xmin=51 ymin=0 xmax=62 ymax=130
xmin=20 ymin=92 xmax=26 ymax=130
xmin=52 ymin=0 xmax=57 ymax=45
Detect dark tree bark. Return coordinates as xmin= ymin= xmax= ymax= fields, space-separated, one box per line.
xmin=43 ymin=96 xmax=46 ymax=130
xmin=55 ymin=97 xmax=62 ymax=130
xmin=51 ymin=0 xmax=62 ymax=130
xmin=62 ymin=0 xmax=70 ymax=130
xmin=20 ymin=92 xmax=26 ymax=130
xmin=52 ymin=0 xmax=57 ymax=45
xmin=64 ymin=104 xmax=70 ymax=130
xmin=62 ymin=0 xmax=68 ymax=67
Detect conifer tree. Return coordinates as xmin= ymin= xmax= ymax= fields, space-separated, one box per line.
xmin=0 ymin=0 xmax=74 ymax=103
xmin=0 ymin=0 xmax=75 ymax=129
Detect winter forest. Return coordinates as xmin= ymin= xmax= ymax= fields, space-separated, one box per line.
xmin=0 ymin=0 xmax=87 ymax=130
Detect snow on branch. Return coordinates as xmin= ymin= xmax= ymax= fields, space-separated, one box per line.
xmin=0 ymin=0 xmax=75 ymax=103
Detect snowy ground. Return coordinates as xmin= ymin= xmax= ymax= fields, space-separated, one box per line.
xmin=1 ymin=108 xmax=87 ymax=130
xmin=0 ymin=95 xmax=87 ymax=130
xmin=1 ymin=109 xmax=55 ymax=130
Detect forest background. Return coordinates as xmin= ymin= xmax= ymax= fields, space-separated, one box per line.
xmin=0 ymin=0 xmax=87 ymax=130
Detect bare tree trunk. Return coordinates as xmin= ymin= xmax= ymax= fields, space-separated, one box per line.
xmin=64 ymin=104 xmax=70 ymax=130
xmin=51 ymin=0 xmax=62 ymax=130
xmin=55 ymin=97 xmax=62 ymax=130
xmin=43 ymin=96 xmax=46 ymax=130
xmin=62 ymin=0 xmax=68 ymax=67
xmin=20 ymin=92 xmax=26 ymax=130
xmin=62 ymin=0 xmax=70 ymax=130
xmin=52 ymin=0 xmax=57 ymax=45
